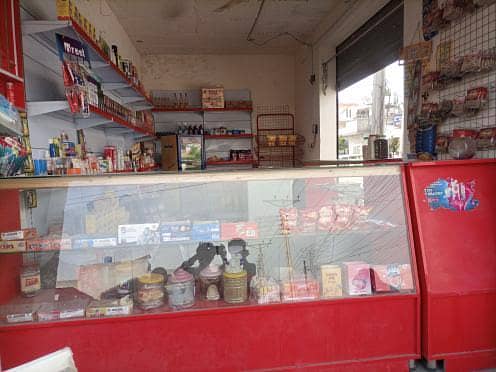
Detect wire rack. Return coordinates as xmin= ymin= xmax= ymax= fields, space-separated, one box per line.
xmin=431 ymin=3 xmax=496 ymax=159
xmin=256 ymin=113 xmax=296 ymax=168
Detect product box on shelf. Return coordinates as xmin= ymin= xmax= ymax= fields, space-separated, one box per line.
xmin=281 ymin=277 xmax=320 ymax=303
xmin=370 ymin=264 xmax=414 ymax=292
xmin=201 ymin=87 xmax=224 ymax=109
xmin=1 ymin=228 xmax=37 ymax=241
xmin=73 ymin=236 xmax=118 ymax=249
xmin=320 ymin=264 xmax=343 ymax=298
xmin=37 ymin=300 xmax=88 ymax=322
xmin=342 ymin=261 xmax=372 ymax=296
xmin=86 ymin=296 xmax=133 ymax=318
xmin=117 ymin=223 xmax=160 ymax=245
xmin=0 ymin=240 xmax=26 ymax=253
xmin=221 ymin=222 xmax=259 ymax=240
xmin=27 ymin=238 xmax=72 ymax=251
xmin=0 ymin=304 xmax=38 ymax=324
xmin=192 ymin=221 xmax=220 ymax=241
xmin=160 ymin=221 xmax=192 ymax=242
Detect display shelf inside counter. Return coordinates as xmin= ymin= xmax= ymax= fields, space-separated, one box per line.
xmin=0 ymin=165 xmax=416 ymax=326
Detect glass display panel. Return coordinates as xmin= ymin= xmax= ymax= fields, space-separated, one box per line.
xmin=0 ymin=166 xmax=415 ymax=325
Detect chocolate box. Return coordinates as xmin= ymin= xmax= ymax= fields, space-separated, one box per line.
xmin=342 ymin=261 xmax=372 ymax=296
xmin=73 ymin=236 xmax=117 ymax=249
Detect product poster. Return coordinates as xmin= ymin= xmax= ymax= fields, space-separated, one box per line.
xmin=424 ymin=178 xmax=479 ymax=211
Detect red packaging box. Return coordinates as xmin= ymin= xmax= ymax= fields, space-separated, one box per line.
xmin=27 ymin=238 xmax=72 ymax=251
xmin=221 ymin=222 xmax=259 ymax=240
xmin=371 ymin=264 xmax=414 ymax=292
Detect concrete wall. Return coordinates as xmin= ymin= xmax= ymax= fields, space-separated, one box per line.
xmin=141 ymin=54 xmax=295 ymax=115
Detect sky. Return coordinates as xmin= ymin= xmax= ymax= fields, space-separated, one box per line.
xmin=338 ymin=61 xmax=404 ymax=106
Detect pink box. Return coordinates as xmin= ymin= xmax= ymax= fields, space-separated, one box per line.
xmin=342 ymin=262 xmax=372 ymax=296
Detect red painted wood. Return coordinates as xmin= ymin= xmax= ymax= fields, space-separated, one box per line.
xmin=407 ymin=159 xmax=496 ymax=367
xmin=0 ymin=189 xmax=22 ymax=303
xmin=0 ymin=295 xmax=419 ymax=371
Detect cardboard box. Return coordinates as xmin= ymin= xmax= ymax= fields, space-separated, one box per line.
xmin=117 ymin=224 xmax=160 ymax=245
xmin=202 ymin=87 xmax=224 ymax=109
xmin=1 ymin=228 xmax=37 ymax=241
xmin=192 ymin=221 xmax=220 ymax=241
xmin=0 ymin=240 xmax=26 ymax=253
xmin=221 ymin=222 xmax=258 ymax=240
xmin=281 ymin=277 xmax=320 ymax=302
xmin=342 ymin=261 xmax=372 ymax=296
xmin=160 ymin=221 xmax=191 ymax=242
xmin=160 ymin=135 xmax=179 ymax=171
xmin=320 ymin=264 xmax=343 ymax=298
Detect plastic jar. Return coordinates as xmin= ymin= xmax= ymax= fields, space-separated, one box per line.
xmin=448 ymin=129 xmax=477 ymax=159
xmin=136 ymin=273 xmax=165 ymax=310
xmin=223 ymin=271 xmax=248 ymax=304
xmin=166 ymin=269 xmax=195 ymax=310
xmin=20 ymin=264 xmax=41 ymax=297
xmin=199 ymin=264 xmax=222 ymax=301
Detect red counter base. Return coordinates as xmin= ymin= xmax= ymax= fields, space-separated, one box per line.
xmin=0 ymin=295 xmax=419 ymax=372
xmin=407 ymin=160 xmax=496 ymax=372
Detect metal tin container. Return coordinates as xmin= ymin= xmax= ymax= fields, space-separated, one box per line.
xmin=166 ymin=269 xmax=195 ymax=309
xmin=223 ymin=270 xmax=247 ymax=304
xmin=136 ymin=273 xmax=165 ymax=310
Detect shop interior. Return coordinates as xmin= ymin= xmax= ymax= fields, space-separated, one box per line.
xmin=0 ymin=1 xmax=495 ymax=371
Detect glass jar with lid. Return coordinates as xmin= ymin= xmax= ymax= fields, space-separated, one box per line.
xmin=136 ymin=273 xmax=165 ymax=310
xmin=166 ymin=269 xmax=195 ymax=310
xmin=199 ymin=264 xmax=222 ymax=301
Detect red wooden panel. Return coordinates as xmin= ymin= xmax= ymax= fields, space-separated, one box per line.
xmin=407 ymin=160 xmax=496 ymax=364
xmin=0 ymin=296 xmax=419 ymax=372
xmin=409 ymin=160 xmax=496 ymax=294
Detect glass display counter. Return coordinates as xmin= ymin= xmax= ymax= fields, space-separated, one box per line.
xmin=0 ymin=165 xmax=420 ymax=371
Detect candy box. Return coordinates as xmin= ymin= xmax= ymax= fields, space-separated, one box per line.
xmin=370 ymin=264 xmax=414 ymax=292
xmin=250 ymin=276 xmax=281 ymax=304
xmin=191 ymin=221 xmax=220 ymax=241
xmin=1 ymin=228 xmax=37 ymax=241
xmin=118 ymin=223 xmax=160 ymax=245
xmin=320 ymin=264 xmax=343 ymax=298
xmin=342 ymin=261 xmax=372 ymax=296
xmin=160 ymin=221 xmax=192 ymax=242
xmin=281 ymin=276 xmax=320 ymax=302
xmin=26 ymin=238 xmax=50 ymax=251
xmin=27 ymin=238 xmax=71 ymax=251
xmin=221 ymin=222 xmax=258 ymax=240
xmin=0 ymin=240 xmax=26 ymax=253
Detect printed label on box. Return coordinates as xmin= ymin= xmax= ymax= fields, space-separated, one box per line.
xmin=424 ymin=178 xmax=479 ymax=211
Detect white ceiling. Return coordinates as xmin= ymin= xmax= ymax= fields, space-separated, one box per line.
xmin=106 ymin=0 xmax=338 ymax=55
